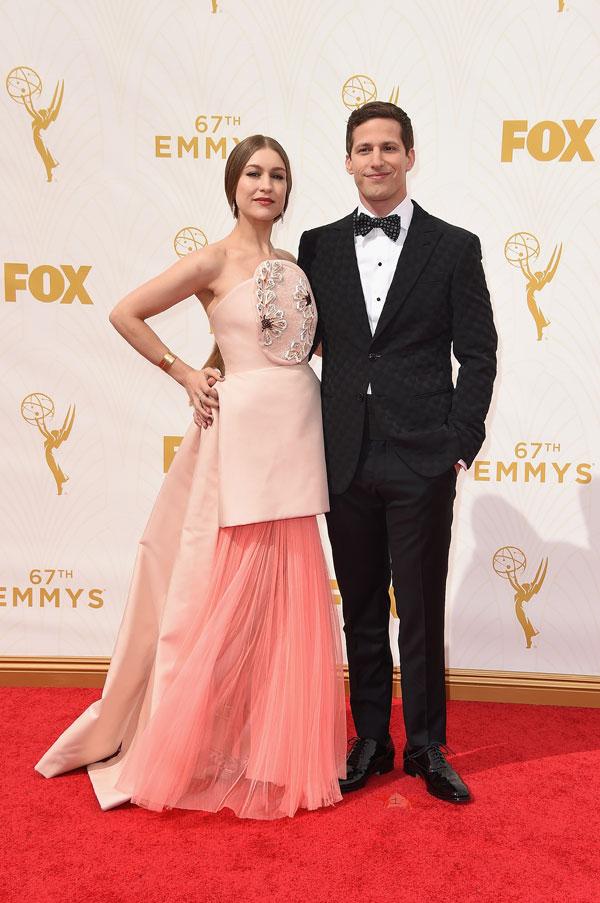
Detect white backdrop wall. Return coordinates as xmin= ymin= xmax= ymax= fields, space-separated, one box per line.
xmin=1 ymin=0 xmax=599 ymax=676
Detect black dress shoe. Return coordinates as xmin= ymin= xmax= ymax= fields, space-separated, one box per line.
xmin=339 ymin=736 xmax=395 ymax=793
xmin=404 ymin=744 xmax=470 ymax=803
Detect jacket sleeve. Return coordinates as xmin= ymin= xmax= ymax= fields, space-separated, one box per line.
xmin=297 ymin=230 xmax=323 ymax=356
xmin=447 ymin=234 xmax=497 ymax=466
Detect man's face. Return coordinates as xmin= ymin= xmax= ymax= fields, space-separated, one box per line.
xmin=345 ymin=118 xmax=415 ymax=211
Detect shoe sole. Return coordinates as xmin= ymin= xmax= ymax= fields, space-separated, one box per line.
xmin=403 ymin=762 xmax=471 ymax=804
xmin=339 ymin=756 xmax=395 ymax=793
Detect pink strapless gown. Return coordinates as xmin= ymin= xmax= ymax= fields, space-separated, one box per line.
xmin=35 ymin=259 xmax=346 ymax=819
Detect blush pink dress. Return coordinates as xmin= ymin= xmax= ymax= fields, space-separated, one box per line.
xmin=35 ymin=259 xmax=347 ymax=819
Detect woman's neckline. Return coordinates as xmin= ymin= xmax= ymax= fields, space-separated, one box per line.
xmin=206 ymin=258 xmax=304 ymax=319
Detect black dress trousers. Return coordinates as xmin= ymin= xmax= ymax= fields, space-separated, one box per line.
xmin=326 ymin=407 xmax=457 ymax=751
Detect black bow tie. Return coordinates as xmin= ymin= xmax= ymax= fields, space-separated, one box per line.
xmin=353 ymin=211 xmax=401 ymax=242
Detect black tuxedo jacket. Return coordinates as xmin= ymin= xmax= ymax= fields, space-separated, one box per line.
xmin=298 ymin=201 xmax=497 ymax=495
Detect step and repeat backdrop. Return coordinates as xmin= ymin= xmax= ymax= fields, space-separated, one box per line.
xmin=1 ymin=0 xmax=599 ymax=678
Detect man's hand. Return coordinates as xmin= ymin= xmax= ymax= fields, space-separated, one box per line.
xmin=185 ymin=367 xmax=224 ymax=429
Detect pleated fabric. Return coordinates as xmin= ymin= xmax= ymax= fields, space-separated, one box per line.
xmin=116 ymin=515 xmax=346 ymax=819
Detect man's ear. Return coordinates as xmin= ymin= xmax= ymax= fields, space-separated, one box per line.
xmin=345 ymin=154 xmax=353 ymax=175
xmin=406 ymin=148 xmax=416 ymax=172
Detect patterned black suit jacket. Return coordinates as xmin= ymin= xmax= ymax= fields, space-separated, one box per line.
xmin=298 ymin=201 xmax=497 ymax=495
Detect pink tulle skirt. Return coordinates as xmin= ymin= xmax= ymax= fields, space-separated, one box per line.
xmin=116 ymin=515 xmax=346 ymax=819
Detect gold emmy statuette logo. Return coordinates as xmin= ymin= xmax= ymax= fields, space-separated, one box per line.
xmin=558 ymin=0 xmax=566 ymax=11
xmin=341 ymin=75 xmax=399 ymax=111
xmin=173 ymin=227 xmax=208 ymax=258
xmin=6 ymin=67 xmax=64 ymax=182
xmin=211 ymin=0 xmax=218 ymax=11
xmin=505 ymin=232 xmax=562 ymax=341
xmin=21 ymin=393 xmax=75 ymax=495
xmin=493 ymin=546 xmax=549 ymax=649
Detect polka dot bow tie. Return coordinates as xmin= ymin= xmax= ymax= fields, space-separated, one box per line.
xmin=353 ymin=211 xmax=401 ymax=242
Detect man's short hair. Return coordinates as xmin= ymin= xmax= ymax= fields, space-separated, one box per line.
xmin=346 ymin=102 xmax=414 ymax=155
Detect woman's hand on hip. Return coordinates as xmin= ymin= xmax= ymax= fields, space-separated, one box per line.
xmin=185 ymin=367 xmax=224 ymax=429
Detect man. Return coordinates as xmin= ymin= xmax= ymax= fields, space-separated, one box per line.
xmin=298 ymin=102 xmax=497 ymax=803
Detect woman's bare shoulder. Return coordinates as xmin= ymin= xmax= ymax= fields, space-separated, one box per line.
xmin=188 ymin=241 xmax=228 ymax=281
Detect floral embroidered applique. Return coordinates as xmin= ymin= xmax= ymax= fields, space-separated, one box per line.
xmin=283 ymin=277 xmax=316 ymax=362
xmin=255 ymin=262 xmax=317 ymax=364
xmin=256 ymin=260 xmax=287 ymax=347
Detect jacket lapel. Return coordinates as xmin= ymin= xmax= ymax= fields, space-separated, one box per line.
xmin=372 ymin=202 xmax=441 ymax=342
xmin=332 ymin=212 xmax=372 ymax=341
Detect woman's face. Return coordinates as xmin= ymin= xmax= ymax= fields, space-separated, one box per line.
xmin=235 ymin=147 xmax=287 ymax=222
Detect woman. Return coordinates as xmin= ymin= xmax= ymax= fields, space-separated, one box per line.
xmin=35 ymin=135 xmax=346 ymax=819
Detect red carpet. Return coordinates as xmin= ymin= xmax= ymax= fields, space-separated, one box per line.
xmin=2 ymin=688 xmax=600 ymax=903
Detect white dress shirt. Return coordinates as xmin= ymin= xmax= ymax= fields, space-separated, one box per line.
xmin=354 ymin=195 xmax=414 ymax=336
xmin=353 ymin=195 xmax=465 ymax=471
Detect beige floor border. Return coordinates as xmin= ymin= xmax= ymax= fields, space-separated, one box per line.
xmin=1 ymin=657 xmax=599 ymax=707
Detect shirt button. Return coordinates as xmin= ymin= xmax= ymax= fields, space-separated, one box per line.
xmin=378 ymin=262 xmax=382 ymax=267
xmin=376 ymin=296 xmax=381 ymax=302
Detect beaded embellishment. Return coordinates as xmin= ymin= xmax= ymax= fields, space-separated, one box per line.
xmin=255 ymin=261 xmax=317 ymax=364
xmin=283 ymin=277 xmax=316 ymax=363
xmin=256 ymin=260 xmax=287 ymax=347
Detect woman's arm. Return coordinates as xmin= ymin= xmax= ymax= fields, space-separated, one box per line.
xmin=109 ymin=248 xmax=223 ymax=427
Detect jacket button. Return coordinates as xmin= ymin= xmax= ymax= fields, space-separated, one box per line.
xmin=368 ymin=352 xmax=381 ymax=360
xmin=357 ymin=393 xmax=365 ymax=402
